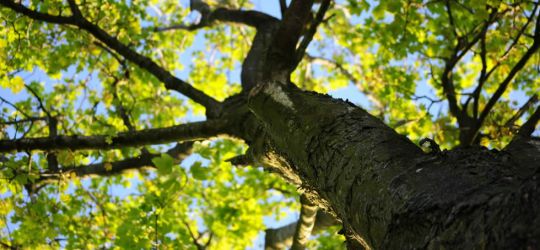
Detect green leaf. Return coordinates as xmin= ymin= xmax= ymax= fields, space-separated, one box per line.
xmin=152 ymin=154 xmax=175 ymax=175
xmin=190 ymin=161 xmax=209 ymax=180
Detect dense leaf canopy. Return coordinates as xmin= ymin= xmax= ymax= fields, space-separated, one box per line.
xmin=0 ymin=0 xmax=539 ymax=249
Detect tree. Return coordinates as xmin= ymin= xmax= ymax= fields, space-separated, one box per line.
xmin=0 ymin=0 xmax=539 ymax=248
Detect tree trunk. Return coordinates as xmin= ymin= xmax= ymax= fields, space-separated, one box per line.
xmin=245 ymin=82 xmax=540 ymax=249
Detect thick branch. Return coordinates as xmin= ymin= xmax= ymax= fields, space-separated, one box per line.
xmin=268 ymin=0 xmax=315 ymax=73
xmin=0 ymin=119 xmax=229 ymax=152
xmin=0 ymin=0 xmax=221 ymax=112
xmin=157 ymin=3 xmax=278 ymax=31
xmin=211 ymin=8 xmax=279 ymax=28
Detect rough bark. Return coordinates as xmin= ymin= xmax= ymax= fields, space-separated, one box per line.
xmin=245 ymin=82 xmax=540 ymax=249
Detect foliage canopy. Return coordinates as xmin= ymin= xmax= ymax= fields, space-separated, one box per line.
xmin=0 ymin=0 xmax=539 ymax=248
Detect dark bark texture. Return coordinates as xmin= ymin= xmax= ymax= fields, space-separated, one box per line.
xmin=247 ymin=83 xmax=540 ymax=249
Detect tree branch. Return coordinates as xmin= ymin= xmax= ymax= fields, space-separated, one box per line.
xmin=66 ymin=0 xmax=82 ymax=18
xmin=291 ymin=195 xmax=318 ymax=250
xmin=0 ymin=0 xmax=221 ymax=113
xmin=0 ymin=241 xmax=17 ymax=250
xmin=0 ymin=119 xmax=230 ymax=152
xmin=293 ymin=0 xmax=331 ymax=70
xmin=0 ymin=94 xmax=43 ymax=139
xmin=436 ymin=7 xmax=513 ymax=145
xmin=156 ymin=3 xmax=278 ymax=31
xmin=36 ymin=142 xmax=193 ymax=184
xmin=265 ymin=210 xmax=338 ymax=249
xmin=445 ymin=0 xmax=459 ymax=38
xmin=0 ymin=117 xmax=47 ymax=125
xmin=211 ymin=8 xmax=279 ymax=28
xmin=0 ymin=0 xmax=74 ymax=24
xmin=518 ymin=105 xmax=540 ymax=137
xmin=505 ymin=94 xmax=539 ymax=128
xmin=473 ymin=28 xmax=488 ymax=119
xmin=268 ymin=0 xmax=315 ymax=74
xmin=182 ymin=216 xmax=210 ymax=250
xmin=473 ymin=10 xmax=540 ymax=142
xmin=465 ymin=3 xmax=539 ymax=117
xmin=24 ymin=83 xmax=60 ymax=171
xmin=279 ymin=0 xmax=287 ymax=17
xmin=441 ymin=9 xmax=498 ymax=125
xmin=440 ymin=54 xmax=463 ymax=124
xmin=0 ymin=96 xmax=32 ymax=119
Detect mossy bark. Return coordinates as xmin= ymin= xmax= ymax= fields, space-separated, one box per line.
xmin=246 ymin=83 xmax=540 ymax=249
